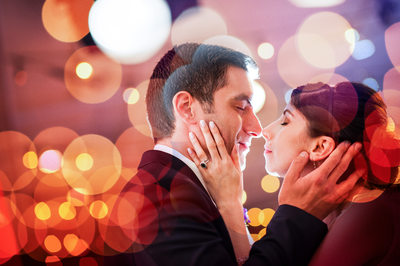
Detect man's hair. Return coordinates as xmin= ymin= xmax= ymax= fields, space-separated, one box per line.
xmin=146 ymin=43 xmax=258 ymax=142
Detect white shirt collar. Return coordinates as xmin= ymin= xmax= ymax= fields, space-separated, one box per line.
xmin=153 ymin=144 xmax=253 ymax=245
xmin=154 ymin=144 xmax=215 ymax=206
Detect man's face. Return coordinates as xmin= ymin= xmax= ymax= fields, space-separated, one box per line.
xmin=203 ymin=66 xmax=262 ymax=170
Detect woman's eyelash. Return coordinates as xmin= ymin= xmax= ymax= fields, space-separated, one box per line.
xmin=280 ymin=121 xmax=288 ymax=126
xmin=236 ymin=106 xmax=245 ymax=111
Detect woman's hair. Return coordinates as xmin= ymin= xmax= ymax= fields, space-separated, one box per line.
xmin=290 ymin=82 xmax=399 ymax=189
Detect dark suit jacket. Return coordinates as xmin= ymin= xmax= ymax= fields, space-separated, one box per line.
xmin=104 ymin=150 xmax=328 ymax=266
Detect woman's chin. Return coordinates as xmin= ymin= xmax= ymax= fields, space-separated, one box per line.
xmin=265 ymin=165 xmax=281 ymax=177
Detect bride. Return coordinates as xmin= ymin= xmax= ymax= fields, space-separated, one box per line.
xmin=188 ymin=81 xmax=400 ymax=265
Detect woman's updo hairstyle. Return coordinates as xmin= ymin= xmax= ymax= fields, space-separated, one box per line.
xmin=290 ymin=82 xmax=399 ymax=188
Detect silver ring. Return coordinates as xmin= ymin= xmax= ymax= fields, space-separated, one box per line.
xmin=200 ymin=159 xmax=209 ymax=169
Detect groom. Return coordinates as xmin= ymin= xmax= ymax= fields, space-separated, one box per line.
xmin=105 ymin=43 xmax=361 ymax=265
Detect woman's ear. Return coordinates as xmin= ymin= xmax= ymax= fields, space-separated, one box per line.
xmin=309 ymin=136 xmax=336 ymax=162
xmin=172 ymin=91 xmax=197 ymax=124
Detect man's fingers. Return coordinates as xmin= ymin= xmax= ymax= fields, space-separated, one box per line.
xmin=199 ymin=120 xmax=220 ymax=160
xmin=327 ymin=142 xmax=362 ymax=185
xmin=283 ymin=151 xmax=309 ymax=185
xmin=316 ymin=141 xmax=351 ymax=181
xmin=334 ymin=168 xmax=365 ymax=200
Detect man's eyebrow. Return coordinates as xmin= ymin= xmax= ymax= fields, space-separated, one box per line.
xmin=233 ymin=94 xmax=252 ymax=106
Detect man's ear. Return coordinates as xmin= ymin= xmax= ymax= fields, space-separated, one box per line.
xmin=172 ymin=91 xmax=197 ymax=124
xmin=309 ymin=136 xmax=336 ymax=162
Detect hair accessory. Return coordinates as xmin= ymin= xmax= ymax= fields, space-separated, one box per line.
xmin=200 ymin=158 xmax=209 ymax=169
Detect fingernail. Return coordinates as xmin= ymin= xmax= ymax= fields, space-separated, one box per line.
xmin=342 ymin=141 xmax=350 ymax=148
xmin=300 ymin=151 xmax=308 ymax=157
xmin=354 ymin=143 xmax=362 ymax=151
xmin=209 ymin=121 xmax=215 ymax=128
xmin=189 ymin=132 xmax=195 ymax=140
xmin=187 ymin=148 xmax=193 ymax=154
xmin=200 ymin=120 xmax=206 ymax=128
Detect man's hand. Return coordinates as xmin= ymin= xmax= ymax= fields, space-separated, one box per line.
xmin=278 ymin=142 xmax=365 ymax=220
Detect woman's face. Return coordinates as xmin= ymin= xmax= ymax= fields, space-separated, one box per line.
xmin=262 ymin=104 xmax=314 ymax=177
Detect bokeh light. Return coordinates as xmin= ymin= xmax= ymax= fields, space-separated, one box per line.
xmin=257 ymin=42 xmax=275 ymax=60
xmin=277 ymin=36 xmax=335 ymax=88
xmin=127 ymin=80 xmax=153 ymax=137
xmin=385 ymin=22 xmax=400 ymax=69
xmin=58 ymin=202 xmax=76 ymax=220
xmin=44 ymin=235 xmax=62 ymax=253
xmin=257 ymin=228 xmax=266 ymax=239
xmin=204 ymin=35 xmax=252 ymax=57
xmin=38 ymin=150 xmax=63 ymax=173
xmin=352 ymin=39 xmax=375 ymax=60
xmin=89 ymin=200 xmax=108 ymax=219
xmin=42 ymin=0 xmax=93 ymax=42
xmin=23 ymin=151 xmax=38 ymax=170
xmin=35 ymin=202 xmax=51 ymax=221
xmin=63 ymin=234 xmax=88 ymax=256
xmin=247 ymin=208 xmax=261 ymax=227
xmin=62 ymin=134 xmax=122 ymax=195
xmin=67 ymin=188 xmax=91 ymax=207
xmin=383 ymin=68 xmax=400 ymax=125
xmin=259 ymin=208 xmax=275 ymax=227
xmin=76 ymin=62 xmax=93 ymax=79
xmin=289 ymin=0 xmax=345 ymax=8
xmin=253 ymin=81 xmax=279 ymax=126
xmin=261 ymin=175 xmax=280 ymax=193
xmin=115 ymin=127 xmax=154 ymax=180
xmin=241 ymin=190 xmax=247 ymax=205
xmin=64 ymin=46 xmax=122 ymax=104
xmin=362 ymin=77 xmax=379 ymax=91
xmin=0 ymin=194 xmax=19 ymax=263
xmin=296 ymin=12 xmax=354 ymax=69
xmin=75 ymin=153 xmax=94 ymax=171
xmin=345 ymin=28 xmax=360 ymax=43
xmin=88 ymin=0 xmax=171 ymax=64
xmin=0 ymin=131 xmax=37 ymax=191
xmin=252 ymin=81 xmax=266 ymax=113
xmin=123 ymin=87 xmax=140 ymax=105
xmin=171 ymin=7 xmax=227 ymax=45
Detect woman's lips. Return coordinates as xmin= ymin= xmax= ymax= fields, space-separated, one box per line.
xmin=264 ymin=145 xmax=272 ymax=154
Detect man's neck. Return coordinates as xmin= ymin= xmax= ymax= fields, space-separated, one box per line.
xmin=156 ymin=138 xmax=191 ymax=160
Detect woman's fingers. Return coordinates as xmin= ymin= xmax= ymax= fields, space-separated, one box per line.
xmin=199 ymin=120 xmax=220 ymax=160
xmin=189 ymin=131 xmax=209 ymax=164
xmin=209 ymin=121 xmax=230 ymax=159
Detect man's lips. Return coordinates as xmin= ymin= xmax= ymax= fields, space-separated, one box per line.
xmin=238 ymin=142 xmax=250 ymax=150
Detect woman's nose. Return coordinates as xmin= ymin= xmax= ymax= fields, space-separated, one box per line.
xmin=262 ymin=126 xmax=272 ymax=140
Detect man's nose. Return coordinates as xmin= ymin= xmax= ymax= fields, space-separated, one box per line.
xmin=244 ymin=111 xmax=262 ymax=137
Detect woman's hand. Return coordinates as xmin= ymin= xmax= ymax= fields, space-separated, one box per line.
xmin=188 ymin=120 xmax=251 ymax=263
xmin=187 ymin=120 xmax=243 ymax=208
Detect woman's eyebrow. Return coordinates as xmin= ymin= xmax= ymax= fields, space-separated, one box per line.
xmin=283 ymin=109 xmax=294 ymax=116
